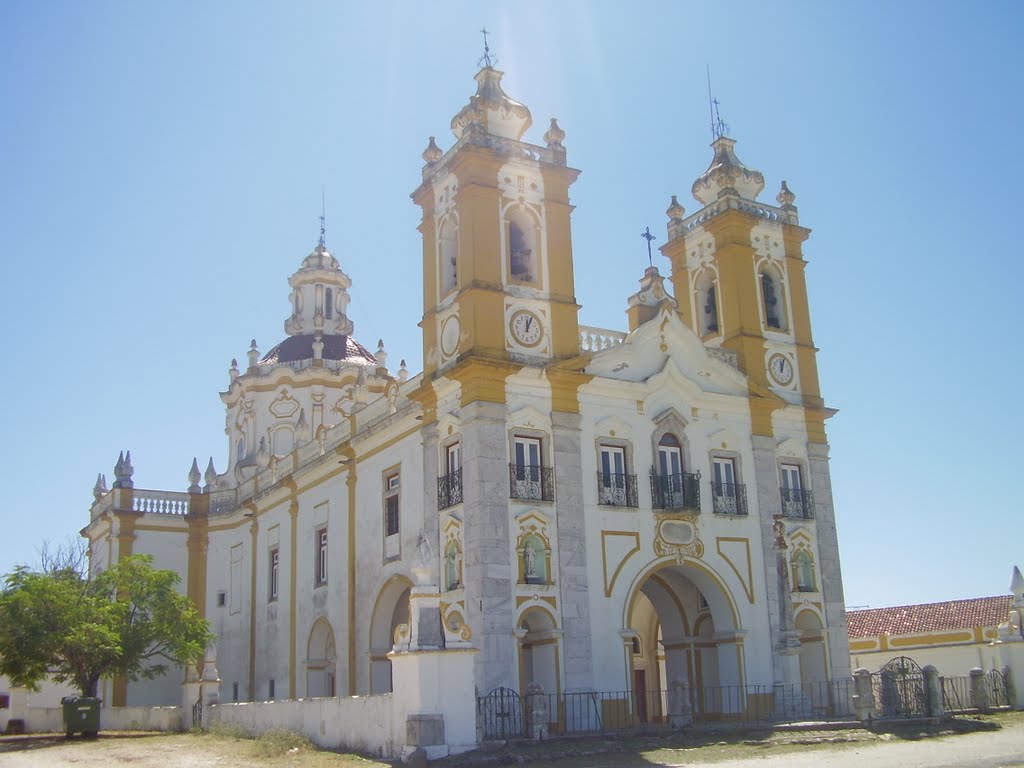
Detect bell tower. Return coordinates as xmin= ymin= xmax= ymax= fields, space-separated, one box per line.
xmin=660 ymin=136 xmax=826 ymax=442
xmin=412 ymin=65 xmax=582 ymax=399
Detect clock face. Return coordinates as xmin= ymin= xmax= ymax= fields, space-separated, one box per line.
xmin=509 ymin=310 xmax=543 ymax=348
xmin=440 ymin=315 xmax=460 ymax=358
xmin=768 ymin=353 xmax=794 ymax=386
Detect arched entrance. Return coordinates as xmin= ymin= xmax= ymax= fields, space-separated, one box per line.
xmin=305 ymin=617 xmax=336 ymax=698
xmin=368 ymin=576 xmax=411 ymax=694
xmin=626 ymin=561 xmax=743 ymax=721
xmin=516 ymin=607 xmax=560 ymax=698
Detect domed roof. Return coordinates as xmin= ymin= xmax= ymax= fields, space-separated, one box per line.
xmin=451 ymin=67 xmax=532 ymax=142
xmin=300 ymin=243 xmax=339 ymax=271
xmin=692 ymin=136 xmax=765 ymax=205
xmin=260 ymin=334 xmax=377 ymax=366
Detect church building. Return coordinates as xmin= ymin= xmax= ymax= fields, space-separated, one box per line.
xmin=83 ymin=63 xmax=850 ymax=723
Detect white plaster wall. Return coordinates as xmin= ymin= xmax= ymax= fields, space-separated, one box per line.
xmin=206 ymin=524 xmax=252 ymax=704
xmin=211 ymin=694 xmax=399 ymax=758
xmin=19 ymin=705 xmax=182 ymax=734
xmin=852 ymin=642 xmax=1004 ymax=677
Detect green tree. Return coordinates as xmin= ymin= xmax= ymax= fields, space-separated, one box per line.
xmin=0 ymin=554 xmax=212 ymax=697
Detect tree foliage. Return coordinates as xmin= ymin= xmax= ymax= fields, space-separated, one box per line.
xmin=0 ymin=554 xmax=213 ymax=697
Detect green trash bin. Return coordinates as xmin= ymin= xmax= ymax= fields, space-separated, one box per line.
xmin=61 ymin=697 xmax=100 ymax=738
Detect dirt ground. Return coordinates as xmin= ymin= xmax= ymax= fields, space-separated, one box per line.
xmin=0 ymin=713 xmax=1021 ymax=767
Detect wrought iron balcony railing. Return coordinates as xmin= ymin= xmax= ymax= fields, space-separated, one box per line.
xmin=780 ymin=487 xmax=814 ymax=519
xmin=437 ymin=469 xmax=463 ymax=510
xmin=650 ymin=470 xmax=701 ymax=511
xmin=509 ymin=464 xmax=555 ymax=502
xmin=711 ymin=481 xmax=748 ymax=516
xmin=597 ymin=472 xmax=638 ymax=507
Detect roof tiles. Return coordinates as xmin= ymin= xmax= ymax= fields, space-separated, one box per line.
xmin=847 ymin=595 xmax=1011 ymax=638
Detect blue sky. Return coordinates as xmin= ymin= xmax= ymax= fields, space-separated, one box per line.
xmin=2 ymin=1 xmax=1021 ymax=610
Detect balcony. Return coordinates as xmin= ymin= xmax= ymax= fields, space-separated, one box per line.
xmin=650 ymin=470 xmax=701 ymax=511
xmin=780 ymin=488 xmax=814 ymax=519
xmin=597 ymin=472 xmax=638 ymax=507
xmin=437 ymin=469 xmax=463 ymax=510
xmin=509 ymin=464 xmax=555 ymax=502
xmin=711 ymin=482 xmax=748 ymax=516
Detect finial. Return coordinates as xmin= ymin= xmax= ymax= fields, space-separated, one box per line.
xmin=229 ymin=358 xmax=239 ymax=381
xmin=398 ymin=359 xmax=409 ymax=383
xmin=247 ymin=339 xmax=260 ymax=370
xmin=776 ymin=180 xmax=796 ymax=208
xmin=318 ymin=187 xmax=326 ymax=248
xmin=93 ymin=473 xmax=108 ymax=502
xmin=422 ymin=136 xmax=442 ymax=164
xmin=478 ymin=27 xmax=495 ymax=69
xmin=188 ymin=458 xmax=202 ymax=493
xmin=641 ymin=226 xmax=657 ymax=268
xmin=1011 ymin=566 xmax=1024 ymax=602
xmin=113 ymin=450 xmax=135 ymax=489
xmin=706 ymin=65 xmax=729 ymax=141
xmin=376 ymin=339 xmax=388 ymax=370
xmin=204 ymin=457 xmax=217 ymax=491
xmin=666 ymin=195 xmax=685 ymax=222
xmin=544 ymin=118 xmax=565 ymax=148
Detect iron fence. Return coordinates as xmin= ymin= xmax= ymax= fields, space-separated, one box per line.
xmin=597 ymin=472 xmax=639 ymax=507
xmin=941 ymin=675 xmax=971 ymax=713
xmin=711 ymin=482 xmax=748 ymax=515
xmin=650 ymin=470 xmax=701 ymax=511
xmin=871 ymin=656 xmax=926 ymax=718
xmin=509 ymin=464 xmax=555 ymax=502
xmin=437 ymin=469 xmax=462 ymax=510
xmin=478 ymin=680 xmax=856 ymax=740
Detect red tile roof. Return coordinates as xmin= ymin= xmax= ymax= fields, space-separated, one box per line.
xmin=848 ymin=595 xmax=1011 ymax=638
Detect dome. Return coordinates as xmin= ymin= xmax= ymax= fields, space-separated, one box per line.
xmin=692 ymin=136 xmax=765 ymax=205
xmin=260 ymin=334 xmax=377 ymax=366
xmin=301 ymin=243 xmax=339 ymax=271
xmin=451 ymin=67 xmax=532 ymax=142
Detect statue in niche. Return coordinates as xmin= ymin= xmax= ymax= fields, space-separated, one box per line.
xmin=445 ymin=542 xmax=461 ymax=590
xmin=524 ymin=544 xmax=537 ymax=579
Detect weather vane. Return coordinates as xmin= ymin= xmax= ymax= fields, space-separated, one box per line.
xmin=706 ymin=65 xmax=729 ymax=141
xmin=318 ymin=187 xmax=326 ymax=248
xmin=641 ymin=226 xmax=657 ymax=267
xmin=478 ymin=27 xmax=495 ymax=68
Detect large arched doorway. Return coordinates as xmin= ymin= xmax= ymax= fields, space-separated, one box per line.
xmin=368 ymin=576 xmax=412 ymax=694
xmin=305 ymin=617 xmax=336 ymax=698
xmin=627 ymin=562 xmax=743 ymax=722
xmin=517 ymin=607 xmax=560 ymax=698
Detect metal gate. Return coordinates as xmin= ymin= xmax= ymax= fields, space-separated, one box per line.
xmin=986 ymin=668 xmax=1010 ymax=708
xmin=479 ymin=687 xmax=523 ymax=740
xmin=873 ymin=656 xmax=926 ymax=718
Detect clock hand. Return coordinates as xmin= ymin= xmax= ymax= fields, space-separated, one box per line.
xmin=525 ymin=317 xmax=532 ymax=333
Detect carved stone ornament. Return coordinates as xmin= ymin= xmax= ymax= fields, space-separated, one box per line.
xmin=692 ymin=136 xmax=765 ymax=205
xmin=654 ymin=513 xmax=704 ymax=561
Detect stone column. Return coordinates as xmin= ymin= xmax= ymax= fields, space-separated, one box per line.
xmin=970 ymin=667 xmax=990 ymax=712
xmin=852 ymin=668 xmax=874 ymax=722
xmin=922 ymin=665 xmax=943 ymax=718
xmin=458 ymin=401 xmax=514 ymax=694
xmin=552 ymin=410 xmax=594 ymax=693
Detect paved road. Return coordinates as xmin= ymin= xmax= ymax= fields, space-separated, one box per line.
xmin=707 ymin=721 xmax=1024 ymax=768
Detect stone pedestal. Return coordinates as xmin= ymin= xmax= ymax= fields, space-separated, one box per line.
xmin=970 ymin=667 xmax=990 ymax=712
xmin=922 ymin=665 xmax=943 ymax=718
xmin=852 ymin=667 xmax=875 ymax=722
xmin=667 ymin=679 xmax=692 ymax=727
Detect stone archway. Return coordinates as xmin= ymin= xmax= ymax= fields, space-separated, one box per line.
xmin=517 ymin=606 xmax=560 ymax=698
xmin=626 ymin=561 xmax=742 ymax=721
xmin=368 ymin=576 xmax=412 ymax=694
xmin=305 ymin=617 xmax=336 ymax=698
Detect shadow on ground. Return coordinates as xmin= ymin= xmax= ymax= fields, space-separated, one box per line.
xmin=0 ymin=732 xmax=164 ymax=754
xmin=437 ymin=716 xmax=1004 ymax=767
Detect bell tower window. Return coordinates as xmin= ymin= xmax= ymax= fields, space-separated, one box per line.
xmin=508 ymin=208 xmax=537 ymax=284
xmin=759 ymin=266 xmax=787 ymax=331
xmin=694 ymin=269 xmax=719 ymax=335
xmin=325 ymin=287 xmax=334 ymax=320
xmin=439 ymin=217 xmax=458 ymax=296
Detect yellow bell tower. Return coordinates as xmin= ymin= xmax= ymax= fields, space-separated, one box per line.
xmin=661 ymin=136 xmax=826 ymax=442
xmin=411 ymin=65 xmax=582 ymax=405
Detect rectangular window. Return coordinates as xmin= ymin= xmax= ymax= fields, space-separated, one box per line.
xmin=0 ymin=695 xmax=9 ymax=709
xmin=711 ymin=456 xmax=746 ymax=515
xmin=447 ymin=442 xmax=462 ymax=475
xmin=315 ymin=528 xmax=328 ymax=586
xmin=268 ymin=679 xmax=275 ymax=700
xmin=513 ymin=436 xmax=541 ymax=480
xmin=216 ymin=591 xmax=226 ymax=607
xmin=598 ymin=444 xmax=636 ymax=506
xmin=269 ymin=548 xmax=279 ymax=601
xmin=780 ymin=463 xmax=813 ymax=519
xmin=439 ymin=443 xmax=463 ymax=510
xmin=232 ymin=682 xmax=239 ymax=702
xmin=780 ymin=463 xmax=802 ymax=490
xmin=712 ymin=457 xmax=736 ymax=486
xmin=385 ymin=472 xmax=400 ymax=537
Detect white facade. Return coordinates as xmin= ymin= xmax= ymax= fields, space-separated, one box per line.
xmin=83 ymin=65 xmax=850 ymax=731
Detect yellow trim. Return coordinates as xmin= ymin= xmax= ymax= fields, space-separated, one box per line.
xmin=601 ymin=531 xmax=641 ymax=597
xmin=715 ymin=537 xmax=755 ymax=603
xmin=448 ymin=357 xmax=520 ymax=406
xmin=344 ymin=453 xmax=357 ymax=695
xmin=889 ymin=631 xmax=975 ymax=648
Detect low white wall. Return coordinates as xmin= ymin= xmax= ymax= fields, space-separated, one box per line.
xmin=210 ymin=694 xmax=399 ymax=758
xmin=852 ymin=642 xmax=1003 ymax=677
xmin=16 ymin=705 xmax=183 ymax=734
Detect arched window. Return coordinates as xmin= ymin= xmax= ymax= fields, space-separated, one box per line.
xmin=759 ymin=266 xmax=787 ymax=330
xmin=508 ymin=208 xmax=537 ymax=284
xmin=792 ymin=550 xmax=816 ymax=592
xmin=439 ymin=218 xmax=458 ymax=296
xmin=325 ymin=287 xmax=334 ymax=320
xmin=694 ymin=270 xmax=719 ymax=335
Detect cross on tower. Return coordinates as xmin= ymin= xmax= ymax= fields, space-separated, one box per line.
xmin=479 ymin=27 xmax=494 ymax=68
xmin=318 ymin=188 xmax=326 ymax=247
xmin=641 ymin=226 xmax=657 ymax=267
